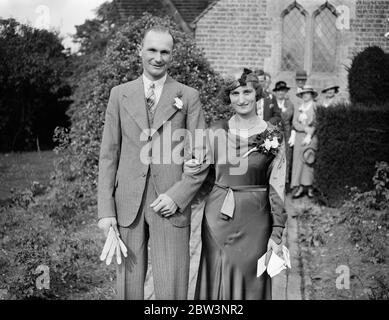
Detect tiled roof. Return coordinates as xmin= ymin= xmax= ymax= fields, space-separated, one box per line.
xmin=116 ymin=0 xmax=213 ymax=24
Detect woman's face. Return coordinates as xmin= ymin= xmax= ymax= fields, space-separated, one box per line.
xmin=302 ymin=92 xmax=313 ymax=102
xmin=325 ymin=89 xmax=336 ymax=98
xmin=275 ymin=90 xmax=287 ymax=100
xmin=230 ymin=83 xmax=257 ymax=117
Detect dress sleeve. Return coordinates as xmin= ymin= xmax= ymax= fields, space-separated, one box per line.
xmin=304 ymin=103 xmax=317 ymax=136
xmin=267 ymin=140 xmax=287 ymax=244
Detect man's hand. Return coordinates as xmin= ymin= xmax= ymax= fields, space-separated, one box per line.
xmin=150 ymin=194 xmax=178 ymax=217
xmin=302 ymin=134 xmax=312 ymax=146
xmin=98 ymin=217 xmax=119 ymax=237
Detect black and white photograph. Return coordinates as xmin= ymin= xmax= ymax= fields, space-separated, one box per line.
xmin=0 ymin=0 xmax=388 ymax=307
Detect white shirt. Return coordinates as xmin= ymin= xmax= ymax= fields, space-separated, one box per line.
xmin=277 ymin=99 xmax=286 ymax=113
xmin=142 ymin=73 xmax=167 ymax=106
xmin=256 ymin=99 xmax=264 ymax=120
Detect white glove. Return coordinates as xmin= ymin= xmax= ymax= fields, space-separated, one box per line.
xmin=288 ymin=130 xmax=296 ymax=147
xmin=302 ymin=134 xmax=312 ymax=146
xmin=100 ymin=226 xmax=127 ymax=265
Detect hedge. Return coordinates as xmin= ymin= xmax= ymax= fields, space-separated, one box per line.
xmin=315 ymin=103 xmax=389 ymax=206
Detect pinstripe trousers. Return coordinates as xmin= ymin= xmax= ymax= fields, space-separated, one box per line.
xmin=116 ymin=170 xmax=190 ymax=300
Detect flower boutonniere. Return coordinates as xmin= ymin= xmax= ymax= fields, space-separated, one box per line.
xmin=173 ymin=92 xmax=184 ymax=110
xmin=242 ymin=127 xmax=283 ymax=158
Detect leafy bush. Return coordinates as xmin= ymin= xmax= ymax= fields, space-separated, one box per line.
xmin=52 ymin=13 xmax=225 ymax=215
xmin=0 ymin=18 xmax=71 ymax=151
xmin=315 ymin=104 xmax=389 ymax=206
xmin=347 ymin=46 xmax=389 ymax=105
xmin=341 ymin=162 xmax=389 ymax=264
xmin=0 ymin=201 xmax=107 ymax=299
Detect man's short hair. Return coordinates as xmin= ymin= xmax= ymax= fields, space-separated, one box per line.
xmin=141 ymin=25 xmax=175 ymax=47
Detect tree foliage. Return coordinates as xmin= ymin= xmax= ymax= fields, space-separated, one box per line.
xmin=348 ymin=46 xmax=389 ymax=105
xmin=0 ymin=18 xmax=71 ymax=151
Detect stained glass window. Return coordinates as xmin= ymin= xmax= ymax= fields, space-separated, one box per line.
xmin=281 ymin=7 xmax=306 ymax=71
xmin=312 ymin=7 xmax=337 ymax=72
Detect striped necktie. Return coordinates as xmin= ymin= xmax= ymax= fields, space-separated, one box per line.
xmin=146 ymin=83 xmax=156 ymax=116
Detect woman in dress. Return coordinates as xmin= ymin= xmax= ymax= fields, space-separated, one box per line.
xmin=289 ymin=85 xmax=318 ymax=198
xmin=273 ymin=81 xmax=294 ymax=188
xmin=193 ymin=69 xmax=287 ymax=300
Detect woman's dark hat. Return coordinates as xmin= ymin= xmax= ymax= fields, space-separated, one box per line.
xmin=302 ymin=147 xmax=316 ymax=166
xmin=273 ymin=81 xmax=290 ymax=92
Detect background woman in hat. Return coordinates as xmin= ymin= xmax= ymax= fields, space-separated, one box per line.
xmin=288 ymin=85 xmax=318 ymax=198
xmin=273 ymin=81 xmax=294 ymax=187
xmin=319 ymin=84 xmax=343 ymax=107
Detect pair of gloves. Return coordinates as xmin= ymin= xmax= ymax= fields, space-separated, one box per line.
xmin=288 ymin=130 xmax=312 ymax=147
xmin=100 ymin=226 xmax=128 ymax=265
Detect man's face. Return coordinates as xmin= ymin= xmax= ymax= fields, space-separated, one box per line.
xmin=296 ymin=79 xmax=307 ymax=88
xmin=275 ymin=90 xmax=287 ymax=100
xmin=140 ymin=31 xmax=173 ymax=81
xmin=257 ymin=75 xmax=266 ymax=89
xmin=264 ymin=75 xmax=271 ymax=91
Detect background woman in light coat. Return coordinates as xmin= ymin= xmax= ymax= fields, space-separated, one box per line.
xmin=289 ymin=85 xmax=318 ymax=198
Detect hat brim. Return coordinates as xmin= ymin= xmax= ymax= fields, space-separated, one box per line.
xmin=302 ymin=148 xmax=316 ymax=165
xmin=296 ymin=90 xmax=318 ymax=99
xmin=273 ymin=87 xmax=290 ymax=92
xmin=321 ymin=86 xmax=339 ymax=93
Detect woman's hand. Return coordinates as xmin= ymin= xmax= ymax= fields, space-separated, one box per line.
xmin=302 ymin=134 xmax=312 ymax=146
xmin=288 ymin=130 xmax=296 ymax=147
xmin=266 ymin=238 xmax=283 ymax=263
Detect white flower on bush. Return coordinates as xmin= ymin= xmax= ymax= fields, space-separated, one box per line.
xmin=174 ymin=97 xmax=183 ymax=110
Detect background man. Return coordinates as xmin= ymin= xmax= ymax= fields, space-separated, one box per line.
xmin=254 ymin=69 xmax=281 ymax=125
xmin=288 ymin=69 xmax=308 ymax=108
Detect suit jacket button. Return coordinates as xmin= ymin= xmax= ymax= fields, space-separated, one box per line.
xmin=142 ymin=172 xmax=147 ymax=177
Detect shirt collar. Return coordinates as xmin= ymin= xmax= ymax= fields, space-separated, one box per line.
xmin=143 ymin=73 xmax=167 ymax=90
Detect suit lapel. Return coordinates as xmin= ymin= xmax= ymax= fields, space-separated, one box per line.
xmin=152 ymin=76 xmax=179 ymax=136
xmin=121 ymin=77 xmax=149 ymax=132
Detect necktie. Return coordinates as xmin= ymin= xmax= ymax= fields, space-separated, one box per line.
xmin=146 ymin=83 xmax=156 ymax=117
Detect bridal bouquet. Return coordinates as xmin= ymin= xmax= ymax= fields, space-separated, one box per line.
xmin=243 ymin=127 xmax=283 ymax=158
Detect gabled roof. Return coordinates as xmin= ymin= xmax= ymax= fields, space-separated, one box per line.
xmin=116 ymin=0 xmax=213 ymax=24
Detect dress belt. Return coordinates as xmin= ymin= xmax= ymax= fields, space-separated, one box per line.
xmin=214 ymin=182 xmax=268 ymax=219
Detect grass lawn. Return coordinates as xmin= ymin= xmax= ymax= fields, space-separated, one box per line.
xmin=0 ymin=151 xmax=58 ymax=201
xmin=0 ymin=150 xmax=116 ymax=300
xmin=296 ymin=197 xmax=389 ymax=300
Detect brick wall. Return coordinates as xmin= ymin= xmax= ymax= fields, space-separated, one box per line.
xmin=194 ymin=0 xmax=271 ymax=74
xmin=350 ymin=0 xmax=389 ymax=56
xmin=194 ymin=0 xmax=388 ymax=97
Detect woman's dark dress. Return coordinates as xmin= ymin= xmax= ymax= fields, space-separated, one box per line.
xmin=194 ymin=120 xmax=286 ymax=300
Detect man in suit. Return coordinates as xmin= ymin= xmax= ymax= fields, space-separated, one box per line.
xmin=288 ymin=69 xmax=308 ymax=108
xmin=254 ymin=70 xmax=281 ymax=125
xmin=97 ymin=26 xmax=208 ymax=300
